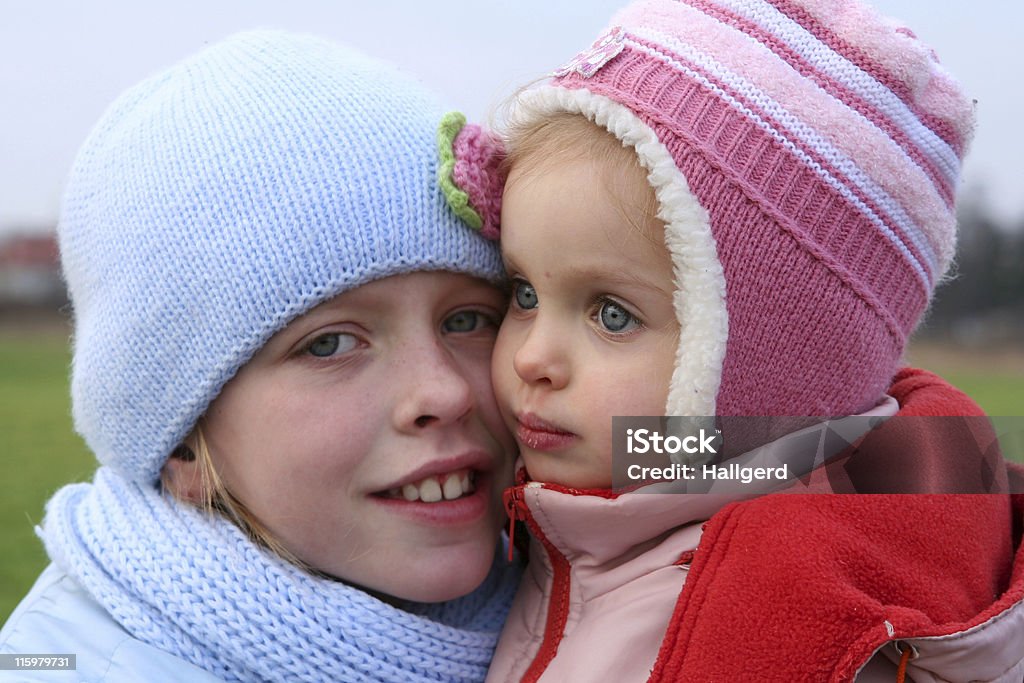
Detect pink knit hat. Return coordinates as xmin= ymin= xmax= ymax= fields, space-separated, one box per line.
xmin=506 ymin=0 xmax=974 ymax=417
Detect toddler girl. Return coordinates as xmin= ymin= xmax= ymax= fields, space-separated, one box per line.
xmin=481 ymin=0 xmax=1024 ymax=680
xmin=0 ymin=31 xmax=520 ymax=682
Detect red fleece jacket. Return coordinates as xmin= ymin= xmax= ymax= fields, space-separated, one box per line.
xmin=649 ymin=368 xmax=1024 ymax=681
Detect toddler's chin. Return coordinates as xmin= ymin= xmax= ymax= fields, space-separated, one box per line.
xmin=522 ymin=452 xmax=612 ymax=490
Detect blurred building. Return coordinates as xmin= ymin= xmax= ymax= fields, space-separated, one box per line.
xmin=0 ymin=231 xmax=65 ymax=310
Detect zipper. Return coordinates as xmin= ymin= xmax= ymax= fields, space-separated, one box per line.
xmin=504 ymin=486 xmax=529 ymax=563
xmin=503 ymin=483 xmax=573 ymax=683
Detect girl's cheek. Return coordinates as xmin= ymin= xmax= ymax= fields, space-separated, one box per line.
xmin=493 ymin=314 xmax=521 ymax=360
xmin=490 ymin=331 xmax=517 ymax=398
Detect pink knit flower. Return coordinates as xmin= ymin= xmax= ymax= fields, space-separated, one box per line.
xmin=437 ymin=112 xmax=505 ymax=240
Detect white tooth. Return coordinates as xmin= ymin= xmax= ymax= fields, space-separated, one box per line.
xmin=460 ymin=472 xmax=471 ymax=492
xmin=402 ymin=484 xmax=420 ymax=501
xmin=420 ymin=477 xmax=443 ymax=503
xmin=443 ymin=475 xmax=463 ymax=500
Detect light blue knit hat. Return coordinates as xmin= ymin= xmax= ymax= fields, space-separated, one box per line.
xmin=59 ymin=30 xmax=504 ymax=484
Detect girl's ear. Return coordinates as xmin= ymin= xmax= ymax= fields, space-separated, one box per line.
xmin=161 ymin=446 xmax=205 ymax=503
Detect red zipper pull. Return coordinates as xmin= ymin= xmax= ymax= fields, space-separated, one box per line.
xmin=503 ymin=486 xmax=525 ymax=563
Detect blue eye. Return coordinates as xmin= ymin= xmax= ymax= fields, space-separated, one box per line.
xmin=443 ymin=310 xmax=493 ymax=333
xmin=306 ymin=333 xmax=358 ymax=358
xmin=513 ymin=280 xmax=538 ymax=310
xmin=598 ymin=300 xmax=639 ymax=333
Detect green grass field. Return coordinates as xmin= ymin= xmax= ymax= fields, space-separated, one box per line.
xmin=1 ymin=331 xmax=94 ymax=622
xmin=0 ymin=330 xmax=1021 ymax=622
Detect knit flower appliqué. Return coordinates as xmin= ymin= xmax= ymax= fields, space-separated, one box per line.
xmin=553 ymin=26 xmax=626 ymax=79
xmin=437 ymin=112 xmax=504 ymax=240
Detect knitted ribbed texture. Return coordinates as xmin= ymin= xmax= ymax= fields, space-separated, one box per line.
xmin=514 ymin=0 xmax=973 ymax=417
xmin=42 ymin=468 xmax=520 ymax=682
xmin=59 ymin=31 xmax=504 ymax=484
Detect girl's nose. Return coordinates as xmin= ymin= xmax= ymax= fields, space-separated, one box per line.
xmin=393 ymin=340 xmax=475 ymax=432
xmin=512 ymin=319 xmax=569 ymax=391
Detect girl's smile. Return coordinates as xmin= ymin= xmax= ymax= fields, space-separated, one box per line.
xmin=372 ymin=450 xmax=494 ymax=524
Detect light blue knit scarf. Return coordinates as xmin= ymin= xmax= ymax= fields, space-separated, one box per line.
xmin=41 ymin=467 xmax=520 ymax=682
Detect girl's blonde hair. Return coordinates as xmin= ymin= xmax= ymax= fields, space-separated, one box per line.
xmin=499 ymin=109 xmax=661 ymax=241
xmin=161 ymin=427 xmax=319 ymax=574
xmin=500 ymin=110 xmax=626 ymax=176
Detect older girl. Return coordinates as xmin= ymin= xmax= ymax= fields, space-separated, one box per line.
xmin=0 ymin=31 xmax=518 ymax=682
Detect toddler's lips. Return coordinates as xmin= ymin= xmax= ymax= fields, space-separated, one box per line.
xmin=516 ymin=413 xmax=576 ymax=452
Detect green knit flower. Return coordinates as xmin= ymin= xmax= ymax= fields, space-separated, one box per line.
xmin=437 ymin=111 xmax=484 ymax=231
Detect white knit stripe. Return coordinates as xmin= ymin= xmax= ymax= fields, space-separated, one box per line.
xmin=517 ymin=86 xmax=728 ymax=418
xmin=706 ymin=0 xmax=961 ymax=184
xmin=623 ymin=34 xmax=934 ymax=289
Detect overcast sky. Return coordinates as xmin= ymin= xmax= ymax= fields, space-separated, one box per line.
xmin=2 ymin=0 xmax=1021 ymax=236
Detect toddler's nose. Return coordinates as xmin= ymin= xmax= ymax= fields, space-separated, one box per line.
xmin=512 ymin=320 xmax=570 ymax=391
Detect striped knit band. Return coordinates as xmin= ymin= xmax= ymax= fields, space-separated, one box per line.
xmin=519 ymin=0 xmax=973 ymax=417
